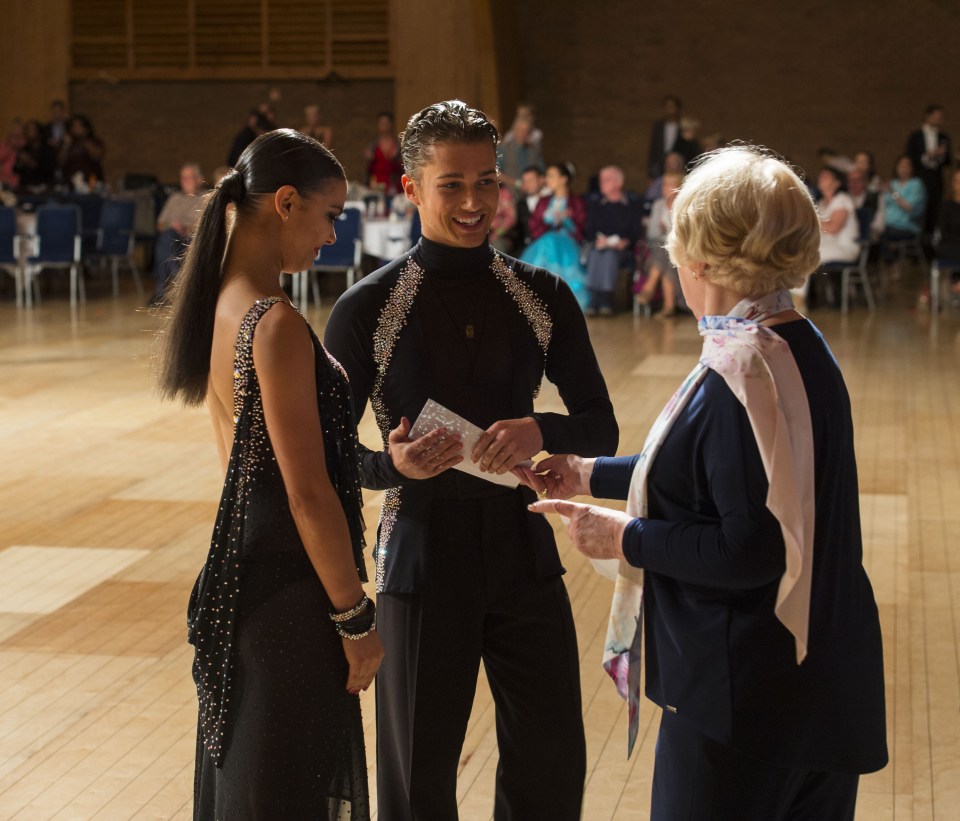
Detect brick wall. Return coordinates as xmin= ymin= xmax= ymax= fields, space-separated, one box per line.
xmin=70 ymin=79 xmax=393 ymax=186
xmin=509 ymin=0 xmax=960 ymax=191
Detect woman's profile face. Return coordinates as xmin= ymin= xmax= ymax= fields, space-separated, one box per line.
xmin=281 ymin=179 xmax=347 ymax=274
xmin=896 ymin=157 xmax=913 ymax=180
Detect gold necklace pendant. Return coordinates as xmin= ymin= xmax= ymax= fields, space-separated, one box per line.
xmin=466 ymin=323 xmax=475 ymax=338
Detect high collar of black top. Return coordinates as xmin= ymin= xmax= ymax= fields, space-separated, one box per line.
xmin=413 ymin=236 xmax=494 ymax=280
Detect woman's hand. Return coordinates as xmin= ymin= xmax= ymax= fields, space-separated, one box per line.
xmin=528 ymin=499 xmax=631 ymax=562
xmin=388 ymin=417 xmax=462 ymax=479
xmin=342 ymin=630 xmax=385 ymax=694
xmin=530 ymin=454 xmax=594 ymax=499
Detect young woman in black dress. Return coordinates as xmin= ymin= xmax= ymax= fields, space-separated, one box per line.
xmin=157 ymin=129 xmax=383 ymax=819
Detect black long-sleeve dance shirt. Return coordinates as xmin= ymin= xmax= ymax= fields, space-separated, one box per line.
xmin=325 ymin=237 xmax=619 ymax=592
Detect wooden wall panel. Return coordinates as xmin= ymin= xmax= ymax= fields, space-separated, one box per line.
xmin=0 ymin=0 xmax=71 ymax=130
xmin=390 ymin=0 xmax=501 ymax=129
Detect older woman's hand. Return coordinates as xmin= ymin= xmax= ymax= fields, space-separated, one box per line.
xmin=530 ymin=454 xmax=594 ymax=499
xmin=528 ymin=499 xmax=631 ymax=562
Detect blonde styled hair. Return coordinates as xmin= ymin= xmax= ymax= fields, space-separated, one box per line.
xmin=666 ymin=145 xmax=821 ymax=296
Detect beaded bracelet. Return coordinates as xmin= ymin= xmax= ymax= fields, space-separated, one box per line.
xmin=330 ymin=595 xmax=376 ymax=639
xmin=330 ymin=594 xmax=372 ymax=623
xmin=336 ymin=622 xmax=376 ymax=641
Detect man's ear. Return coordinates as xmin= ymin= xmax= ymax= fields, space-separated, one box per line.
xmin=401 ymin=174 xmax=420 ymax=207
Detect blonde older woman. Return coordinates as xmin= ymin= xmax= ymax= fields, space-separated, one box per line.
xmin=528 ymin=146 xmax=887 ymax=820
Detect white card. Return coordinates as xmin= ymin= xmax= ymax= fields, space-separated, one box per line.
xmin=409 ymin=399 xmax=531 ymax=488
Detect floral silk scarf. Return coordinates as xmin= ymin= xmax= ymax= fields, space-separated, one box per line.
xmin=598 ymin=289 xmax=815 ymax=756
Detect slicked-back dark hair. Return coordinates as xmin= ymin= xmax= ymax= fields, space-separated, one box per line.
xmin=400 ymin=99 xmax=500 ymax=180
xmin=155 ymin=128 xmax=345 ymax=406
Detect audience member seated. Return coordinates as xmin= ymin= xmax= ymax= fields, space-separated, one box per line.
xmin=151 ymin=162 xmax=205 ymax=304
xmin=15 ymin=120 xmax=57 ymax=190
xmin=44 ymin=99 xmax=69 ymax=157
xmin=498 ymin=115 xmax=544 ymax=189
xmin=818 ymin=167 xmax=860 ymax=261
xmin=507 ymin=165 xmax=547 ymax=253
xmin=298 ymin=104 xmax=332 ymax=147
xmin=880 ymin=154 xmax=927 ymax=271
xmin=520 ymin=161 xmax=589 ymax=308
xmin=636 ymin=171 xmax=683 ymax=318
xmin=0 ymin=121 xmax=25 ymax=189
xmin=816 ymin=166 xmax=860 ymax=307
xmin=847 ymin=168 xmax=885 ymax=240
xmin=227 ymin=109 xmax=272 ymax=167
xmin=489 ymin=183 xmax=517 ymax=253
xmin=365 ymin=111 xmax=403 ymax=195
xmin=59 ymin=115 xmax=105 ymax=187
xmin=853 ymin=149 xmax=883 ymax=193
xmin=644 ymin=151 xmax=686 ymax=201
xmin=585 ymin=166 xmax=643 ymax=315
xmin=938 ymin=168 xmax=960 ymax=299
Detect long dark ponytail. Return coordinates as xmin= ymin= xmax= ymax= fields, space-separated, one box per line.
xmin=155 ymin=128 xmax=345 ymax=406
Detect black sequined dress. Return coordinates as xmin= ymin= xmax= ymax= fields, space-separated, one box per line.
xmin=189 ymin=297 xmax=369 ymax=820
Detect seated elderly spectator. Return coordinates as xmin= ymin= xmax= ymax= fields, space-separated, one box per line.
xmin=59 ymin=115 xmax=105 ymax=186
xmin=585 ymin=166 xmax=644 ymax=315
xmin=151 ymin=163 xmax=205 ymax=304
xmin=0 ymin=121 xmax=25 ymax=189
xmin=637 ymin=171 xmax=683 ymax=318
xmin=880 ymin=154 xmax=926 ymax=271
xmin=14 ymin=120 xmax=57 ymax=189
xmin=498 ymin=115 xmax=544 ymax=189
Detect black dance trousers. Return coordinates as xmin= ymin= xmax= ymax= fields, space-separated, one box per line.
xmin=375 ymin=503 xmax=586 ymax=820
xmin=651 ymin=710 xmax=860 ymax=821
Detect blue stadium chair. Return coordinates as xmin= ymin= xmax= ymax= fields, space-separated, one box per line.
xmin=294 ymin=206 xmax=363 ymax=310
xmin=97 ymin=199 xmax=143 ymax=297
xmin=63 ymin=193 xmax=104 ymax=260
xmin=24 ymin=204 xmax=83 ymax=308
xmin=0 ymin=206 xmax=25 ymax=306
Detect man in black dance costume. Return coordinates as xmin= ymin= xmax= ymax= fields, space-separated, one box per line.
xmin=325 ymin=99 xmax=618 ymax=820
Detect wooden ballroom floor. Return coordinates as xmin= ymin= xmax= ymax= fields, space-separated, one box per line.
xmin=0 ymin=272 xmax=957 ymax=819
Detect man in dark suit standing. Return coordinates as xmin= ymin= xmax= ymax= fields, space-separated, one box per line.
xmin=906 ymin=104 xmax=952 ymax=237
xmin=647 ymin=95 xmax=682 ymax=180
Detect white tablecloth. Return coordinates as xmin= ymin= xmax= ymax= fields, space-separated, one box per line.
xmin=362 ymin=218 xmax=413 ymax=261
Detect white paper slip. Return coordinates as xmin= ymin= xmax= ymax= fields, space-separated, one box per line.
xmin=409 ymin=399 xmax=532 ymax=489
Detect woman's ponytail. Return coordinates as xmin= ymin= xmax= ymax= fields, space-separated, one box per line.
xmin=155 ymin=174 xmax=240 ymax=406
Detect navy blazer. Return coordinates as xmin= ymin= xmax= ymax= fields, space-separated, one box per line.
xmin=592 ymin=319 xmax=887 ymax=774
